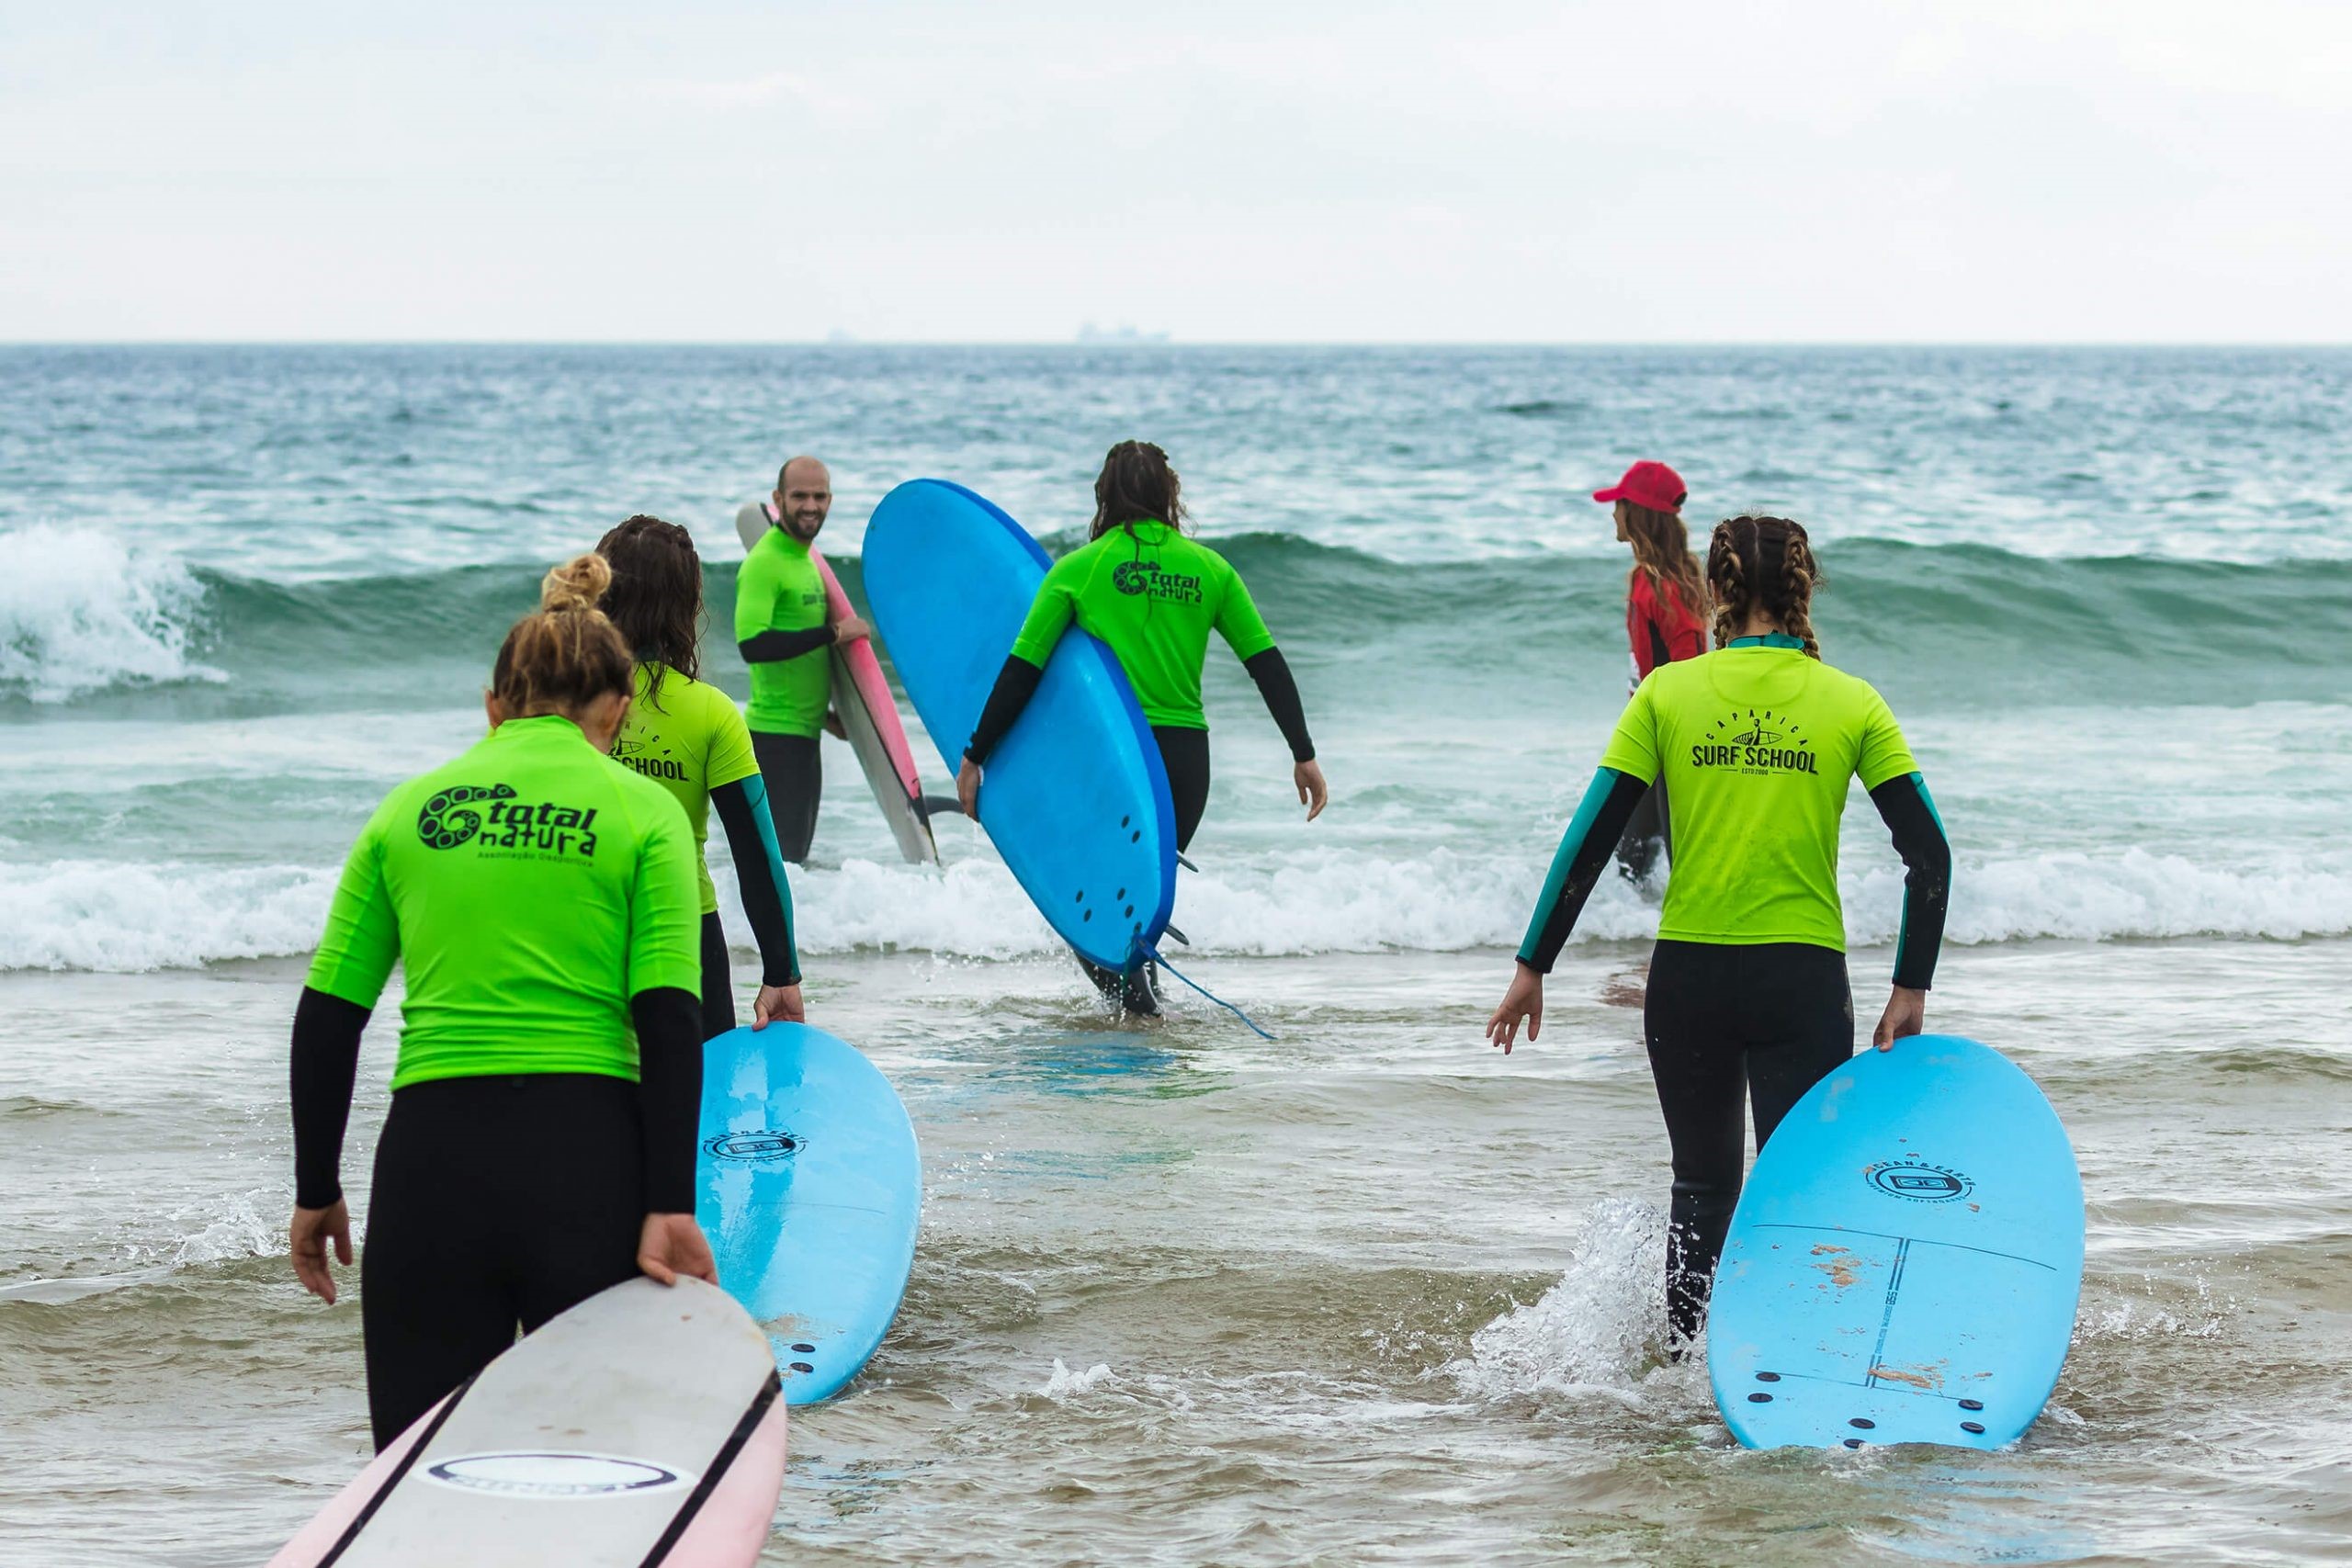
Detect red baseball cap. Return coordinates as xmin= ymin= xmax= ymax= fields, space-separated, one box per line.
xmin=1592 ymin=460 xmax=1687 ymax=513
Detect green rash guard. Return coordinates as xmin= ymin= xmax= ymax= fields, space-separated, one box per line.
xmin=305 ymin=714 xmax=704 ymax=1091
xmin=610 ymin=663 xmax=760 ymax=914
xmin=1600 ymin=638 xmax=1919 ymax=951
xmin=1009 ymin=520 xmax=1275 ymax=728
xmin=735 ymin=524 xmax=831 ymax=737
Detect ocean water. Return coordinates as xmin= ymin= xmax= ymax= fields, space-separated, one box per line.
xmin=2 ymin=345 xmax=2347 ymax=1564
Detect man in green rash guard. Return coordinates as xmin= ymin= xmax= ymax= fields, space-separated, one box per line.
xmin=736 ymin=455 xmax=868 ymax=863
xmin=955 ymin=440 xmax=1328 ymax=1010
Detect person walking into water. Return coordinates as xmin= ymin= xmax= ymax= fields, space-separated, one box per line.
xmin=288 ymin=554 xmax=716 ymax=1448
xmin=1484 ymin=514 xmax=1952 ymax=1350
xmin=956 ymin=440 xmax=1329 ymax=1009
xmin=1590 ymin=459 xmax=1708 ymax=884
xmin=736 ymin=456 xmax=868 ymax=863
xmin=598 ymin=513 xmax=805 ymax=1039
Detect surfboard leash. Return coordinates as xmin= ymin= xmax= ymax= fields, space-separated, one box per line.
xmin=1142 ymin=944 xmax=1276 ymax=1041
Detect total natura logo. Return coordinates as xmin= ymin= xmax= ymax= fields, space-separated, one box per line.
xmin=1865 ymin=1160 xmax=1974 ymax=1202
xmin=1690 ymin=708 xmax=1818 ymax=776
xmin=1111 ymin=558 xmax=1204 ymax=604
xmin=415 ymin=783 xmax=603 ymax=859
xmin=423 ymin=1451 xmax=689 ymax=1498
xmin=704 ymin=1128 xmax=804 ymax=1164
xmin=416 ymin=784 xmax=516 ymax=849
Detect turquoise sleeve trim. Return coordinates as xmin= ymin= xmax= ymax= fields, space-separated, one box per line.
xmin=1913 ymin=771 xmax=1947 ymax=837
xmin=739 ymin=772 xmax=800 ymax=980
xmin=1517 ymin=768 xmax=1622 ymax=964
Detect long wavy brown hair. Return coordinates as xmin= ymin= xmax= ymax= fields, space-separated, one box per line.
xmin=594 ymin=514 xmax=704 ymax=707
xmin=1707 ymin=514 xmax=1824 ymax=659
xmin=1620 ymin=501 xmax=1707 ymax=623
xmin=1090 ymin=440 xmax=1188 ymax=540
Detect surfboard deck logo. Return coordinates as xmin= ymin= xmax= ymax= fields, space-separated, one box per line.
xmin=422 ymin=1451 xmax=691 ymax=1497
xmin=1866 ymin=1159 xmax=1974 ymax=1201
xmin=705 ymin=1128 xmax=804 ymax=1163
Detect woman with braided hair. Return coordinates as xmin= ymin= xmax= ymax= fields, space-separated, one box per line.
xmin=286 ymin=554 xmax=718 ymax=1447
xmin=1485 ymin=515 xmax=1952 ymax=1350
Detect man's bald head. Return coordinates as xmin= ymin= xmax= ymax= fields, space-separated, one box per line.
xmin=772 ymin=456 xmax=833 ymax=542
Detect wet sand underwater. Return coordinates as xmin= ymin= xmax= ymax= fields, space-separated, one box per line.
xmin=4 ymin=938 xmax=2346 ymax=1566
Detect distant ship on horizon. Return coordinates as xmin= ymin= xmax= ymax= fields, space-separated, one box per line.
xmin=1077 ymin=322 xmax=1171 ymax=344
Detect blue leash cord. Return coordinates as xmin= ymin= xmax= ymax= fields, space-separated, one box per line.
xmin=1143 ymin=943 xmax=1276 ymax=1041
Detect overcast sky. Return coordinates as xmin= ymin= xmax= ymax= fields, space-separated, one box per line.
xmin=4 ymin=0 xmax=2347 ymax=342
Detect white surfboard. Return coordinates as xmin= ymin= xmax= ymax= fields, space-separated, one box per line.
xmin=269 ymin=1278 xmax=787 ymax=1567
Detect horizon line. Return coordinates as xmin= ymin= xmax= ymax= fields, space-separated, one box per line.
xmin=6 ymin=335 xmax=2352 ymax=351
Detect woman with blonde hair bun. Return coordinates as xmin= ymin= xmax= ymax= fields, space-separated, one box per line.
xmin=284 ymin=553 xmax=717 ymax=1449
xmin=1487 ymin=515 xmax=1952 ymax=1353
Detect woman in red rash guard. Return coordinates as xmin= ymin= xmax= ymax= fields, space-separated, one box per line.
xmin=1591 ymin=459 xmax=1707 ymax=884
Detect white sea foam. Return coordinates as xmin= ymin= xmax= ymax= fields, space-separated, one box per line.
xmin=0 ymin=525 xmax=220 ymax=702
xmin=1447 ymin=1199 xmax=1673 ymax=1403
xmin=0 ymin=860 xmax=334 ymax=972
xmin=1037 ymin=1359 xmax=1114 ymax=1399
xmin=8 ymin=843 xmax=2352 ymax=974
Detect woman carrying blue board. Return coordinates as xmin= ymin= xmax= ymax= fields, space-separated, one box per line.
xmin=955 ymin=441 xmax=1328 ymax=849
xmin=595 ymin=514 xmax=806 ymax=1039
xmin=287 ymin=556 xmax=718 ymax=1448
xmin=954 ymin=442 xmax=1329 ymax=1005
xmin=1484 ymin=515 xmax=1953 ymax=1348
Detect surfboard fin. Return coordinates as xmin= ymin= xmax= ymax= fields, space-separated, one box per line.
xmin=1162 ymin=923 xmax=1190 ymax=946
xmin=1175 ymin=852 xmax=1198 ymax=873
xmin=917 ymin=795 xmax=967 ymax=819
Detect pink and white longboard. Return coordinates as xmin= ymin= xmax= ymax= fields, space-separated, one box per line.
xmin=269 ymin=1278 xmax=787 ymax=1567
xmin=736 ymin=501 xmax=938 ymax=863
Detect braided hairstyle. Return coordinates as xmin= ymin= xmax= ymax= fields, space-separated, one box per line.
xmin=1090 ymin=440 xmax=1188 ymax=539
xmin=491 ymin=554 xmax=636 ymax=716
xmin=595 ymin=514 xmax=704 ymax=707
xmin=1706 ymin=515 xmax=1824 ymax=659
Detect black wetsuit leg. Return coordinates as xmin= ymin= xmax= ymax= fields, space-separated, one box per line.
xmin=698 ymin=909 xmax=736 ymax=1039
xmin=1641 ymin=941 xmax=1854 ymax=1347
xmin=751 ymin=730 xmax=821 ymax=863
xmin=1614 ymin=782 xmax=1671 ymax=885
xmin=1152 ymin=726 xmax=1211 ymax=853
xmin=1068 ymin=726 xmax=1207 ymax=1015
xmin=359 ymin=1074 xmax=645 ymax=1448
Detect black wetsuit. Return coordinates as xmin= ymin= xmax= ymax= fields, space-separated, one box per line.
xmin=291 ymin=987 xmax=703 ymax=1447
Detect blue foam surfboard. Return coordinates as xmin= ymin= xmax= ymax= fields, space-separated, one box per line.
xmin=1708 ymin=1034 xmax=2084 ymax=1450
xmin=697 ymin=1023 xmax=922 ymax=1405
xmin=861 ymin=479 xmax=1177 ymax=973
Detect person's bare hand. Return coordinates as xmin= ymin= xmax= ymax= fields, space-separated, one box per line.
xmin=1295 ymin=759 xmax=1329 ymax=822
xmin=832 ymin=614 xmax=872 ymax=645
xmin=956 ymin=756 xmax=983 ymax=818
xmin=637 ymin=1213 xmax=718 ymax=1287
xmin=1873 ymin=986 xmax=1927 ymax=1052
xmin=754 ymin=983 xmax=805 ymax=1028
xmin=290 ymin=1200 xmax=353 ymax=1304
xmin=1485 ymin=963 xmax=1544 ymax=1055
